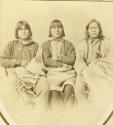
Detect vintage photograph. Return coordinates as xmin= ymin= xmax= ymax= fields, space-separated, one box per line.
xmin=0 ymin=0 xmax=113 ymax=125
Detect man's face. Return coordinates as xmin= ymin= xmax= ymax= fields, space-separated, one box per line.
xmin=51 ymin=23 xmax=63 ymax=39
xmin=88 ymin=22 xmax=100 ymax=39
xmin=18 ymin=25 xmax=29 ymax=40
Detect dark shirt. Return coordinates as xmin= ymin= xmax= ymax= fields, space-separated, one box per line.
xmin=42 ymin=39 xmax=76 ymax=68
xmin=0 ymin=39 xmax=38 ymax=68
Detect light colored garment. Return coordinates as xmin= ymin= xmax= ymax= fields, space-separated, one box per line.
xmin=51 ymin=40 xmax=63 ymax=60
xmin=74 ymin=38 xmax=113 ymax=101
xmin=0 ymin=65 xmax=50 ymax=124
xmin=47 ymin=67 xmax=76 ymax=91
xmin=15 ymin=56 xmax=49 ymax=104
xmin=75 ymin=38 xmax=111 ymax=75
xmin=15 ymin=66 xmax=42 ymax=104
xmin=0 ymin=59 xmax=49 ymax=106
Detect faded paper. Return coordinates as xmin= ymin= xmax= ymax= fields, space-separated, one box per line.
xmin=0 ymin=0 xmax=113 ymax=125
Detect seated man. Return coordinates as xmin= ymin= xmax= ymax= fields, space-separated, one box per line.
xmin=0 ymin=20 xmax=49 ymax=106
xmin=42 ymin=19 xmax=76 ymax=106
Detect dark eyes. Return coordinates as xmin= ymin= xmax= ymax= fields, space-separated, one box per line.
xmin=18 ymin=28 xmax=28 ymax=30
xmin=51 ymin=26 xmax=62 ymax=29
xmin=89 ymin=27 xmax=99 ymax=29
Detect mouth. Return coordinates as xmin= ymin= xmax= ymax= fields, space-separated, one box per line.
xmin=91 ymin=33 xmax=97 ymax=35
xmin=55 ymin=32 xmax=59 ymax=34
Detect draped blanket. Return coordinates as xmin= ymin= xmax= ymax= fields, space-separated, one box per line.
xmin=46 ymin=66 xmax=76 ymax=91
xmin=15 ymin=57 xmax=46 ymax=104
xmin=74 ymin=38 xmax=113 ymax=102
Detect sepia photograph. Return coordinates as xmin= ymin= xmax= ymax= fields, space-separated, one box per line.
xmin=0 ymin=0 xmax=113 ymax=125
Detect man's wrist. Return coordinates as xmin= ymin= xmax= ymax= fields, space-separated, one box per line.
xmin=11 ymin=59 xmax=21 ymax=67
xmin=57 ymin=55 xmax=63 ymax=62
xmin=57 ymin=62 xmax=63 ymax=67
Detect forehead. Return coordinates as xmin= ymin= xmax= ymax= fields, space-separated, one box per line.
xmin=89 ymin=22 xmax=99 ymax=27
xmin=50 ymin=22 xmax=63 ymax=28
xmin=18 ymin=23 xmax=29 ymax=29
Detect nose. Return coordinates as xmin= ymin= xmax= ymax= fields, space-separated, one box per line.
xmin=54 ymin=27 xmax=59 ymax=31
xmin=21 ymin=29 xmax=26 ymax=33
xmin=54 ymin=26 xmax=59 ymax=31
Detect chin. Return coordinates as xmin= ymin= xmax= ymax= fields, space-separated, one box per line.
xmin=21 ymin=37 xmax=29 ymax=40
xmin=90 ymin=34 xmax=98 ymax=38
xmin=90 ymin=36 xmax=98 ymax=39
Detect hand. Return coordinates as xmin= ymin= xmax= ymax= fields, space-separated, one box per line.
xmin=57 ymin=62 xmax=63 ymax=67
xmin=57 ymin=55 xmax=63 ymax=62
xmin=92 ymin=58 xmax=102 ymax=64
xmin=62 ymin=64 xmax=72 ymax=70
xmin=11 ymin=59 xmax=20 ymax=67
xmin=21 ymin=60 xmax=29 ymax=67
xmin=23 ymin=77 xmax=36 ymax=89
xmin=66 ymin=65 xmax=73 ymax=70
xmin=35 ymin=56 xmax=42 ymax=63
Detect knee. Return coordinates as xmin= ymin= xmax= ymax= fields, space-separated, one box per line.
xmin=75 ymin=82 xmax=89 ymax=98
xmin=43 ymin=83 xmax=50 ymax=93
xmin=41 ymin=83 xmax=50 ymax=94
xmin=63 ymin=84 xmax=74 ymax=95
xmin=0 ymin=66 xmax=7 ymax=76
xmin=36 ymin=77 xmax=50 ymax=94
xmin=50 ymin=90 xmax=61 ymax=99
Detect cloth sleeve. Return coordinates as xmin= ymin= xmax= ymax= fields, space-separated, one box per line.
xmin=34 ymin=42 xmax=39 ymax=56
xmin=42 ymin=42 xmax=63 ymax=68
xmin=0 ymin=41 xmax=20 ymax=68
xmin=62 ymin=42 xmax=76 ymax=65
xmin=74 ymin=41 xmax=87 ymax=75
